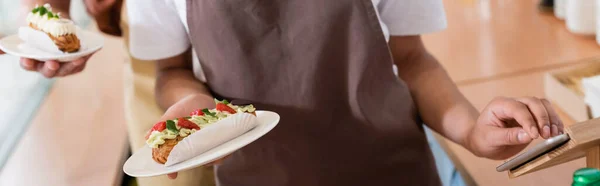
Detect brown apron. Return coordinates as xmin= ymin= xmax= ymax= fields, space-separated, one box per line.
xmin=186 ymin=0 xmax=440 ymax=185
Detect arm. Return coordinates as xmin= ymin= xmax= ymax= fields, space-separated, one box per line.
xmin=390 ymin=36 xmax=564 ymax=160
xmin=155 ymin=48 xmax=213 ymax=110
xmin=155 ymin=48 xmax=227 ymax=180
xmin=389 ymin=36 xmax=477 ymax=147
xmin=127 ymin=0 xmax=200 ymax=108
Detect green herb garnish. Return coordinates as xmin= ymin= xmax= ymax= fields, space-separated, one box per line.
xmin=202 ymin=108 xmax=216 ymax=117
xmin=166 ymin=120 xmax=179 ymax=133
xmin=32 ymin=7 xmax=40 ymax=13
xmin=39 ymin=7 xmax=47 ymax=16
xmin=214 ymin=98 xmax=230 ymax=104
xmin=47 ymin=12 xmax=54 ymax=18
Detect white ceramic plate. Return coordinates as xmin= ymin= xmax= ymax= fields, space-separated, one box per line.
xmin=0 ymin=30 xmax=104 ymax=62
xmin=123 ymin=110 xmax=280 ymax=177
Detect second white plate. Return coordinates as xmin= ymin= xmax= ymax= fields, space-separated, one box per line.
xmin=0 ymin=29 xmax=104 ymax=62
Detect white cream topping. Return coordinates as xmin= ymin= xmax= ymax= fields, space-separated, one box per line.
xmin=26 ymin=4 xmax=76 ymax=37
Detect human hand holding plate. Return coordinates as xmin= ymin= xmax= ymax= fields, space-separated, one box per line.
xmin=0 ymin=4 xmax=104 ymax=78
xmin=151 ymin=94 xmax=235 ymax=179
xmin=123 ymin=95 xmax=280 ymax=178
xmin=19 ymin=53 xmax=94 ymax=78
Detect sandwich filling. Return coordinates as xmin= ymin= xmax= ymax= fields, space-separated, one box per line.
xmin=146 ymin=100 xmax=256 ymax=148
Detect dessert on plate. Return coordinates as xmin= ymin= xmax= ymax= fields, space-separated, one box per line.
xmin=26 ymin=4 xmax=80 ymax=53
xmin=145 ymin=99 xmax=256 ymax=164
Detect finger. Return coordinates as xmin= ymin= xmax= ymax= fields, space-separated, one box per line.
xmin=56 ymin=58 xmax=87 ymax=77
xmin=36 ymin=62 xmax=44 ymax=71
xmin=72 ymin=57 xmax=87 ymax=66
xmin=74 ymin=65 xmax=86 ymax=73
xmin=72 ymin=61 xmax=88 ymax=74
xmin=40 ymin=61 xmax=60 ymax=78
xmin=541 ymin=99 xmax=564 ymax=136
xmin=494 ymin=98 xmax=540 ymax=139
xmin=488 ymin=126 xmax=533 ymax=146
xmin=160 ymin=95 xmax=215 ymax=121
xmin=516 ymin=97 xmax=551 ymax=139
xmin=55 ymin=63 xmax=79 ymax=77
xmin=99 ymin=0 xmax=117 ymax=10
xmin=144 ymin=129 xmax=153 ymax=140
xmin=86 ymin=0 xmax=116 ymax=15
xmin=20 ymin=58 xmax=40 ymax=71
xmin=167 ymin=172 xmax=178 ymax=179
xmin=206 ymin=159 xmax=224 ymax=166
xmin=160 ymin=107 xmax=186 ymax=121
xmin=206 ymin=154 xmax=232 ymax=166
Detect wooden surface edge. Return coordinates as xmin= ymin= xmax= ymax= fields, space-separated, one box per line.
xmin=508 ymin=138 xmax=581 ymax=178
xmin=586 ymin=146 xmax=600 ymax=170
xmin=508 ymin=118 xmax=600 ymax=178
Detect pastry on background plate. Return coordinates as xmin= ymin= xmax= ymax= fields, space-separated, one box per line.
xmin=145 ymin=99 xmax=257 ymax=164
xmin=26 ymin=4 xmax=80 ymax=53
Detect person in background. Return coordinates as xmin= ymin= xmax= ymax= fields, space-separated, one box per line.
xmin=539 ymin=0 xmax=554 ymax=12
xmin=14 ymin=0 xmax=215 ymax=186
xmin=126 ymin=0 xmax=565 ymax=185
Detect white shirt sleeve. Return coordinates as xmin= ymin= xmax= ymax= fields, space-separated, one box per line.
xmin=127 ymin=0 xmax=190 ymax=60
xmin=377 ymin=0 xmax=447 ymax=36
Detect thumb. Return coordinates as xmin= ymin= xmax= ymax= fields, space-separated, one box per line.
xmin=98 ymin=0 xmax=118 ymax=10
xmin=167 ymin=172 xmax=178 ymax=179
xmin=489 ymin=127 xmax=533 ymax=146
xmin=160 ymin=105 xmax=189 ymax=121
